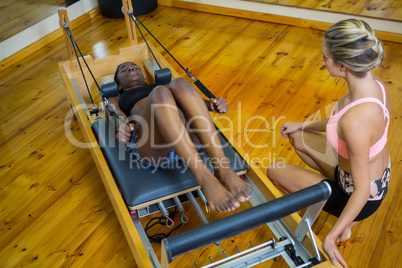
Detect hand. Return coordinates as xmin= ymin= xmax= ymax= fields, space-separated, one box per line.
xmin=323 ymin=236 xmax=347 ymax=268
xmin=209 ymin=97 xmax=229 ymax=114
xmin=116 ymin=123 xmax=134 ymax=143
xmin=280 ymin=121 xmax=303 ymax=139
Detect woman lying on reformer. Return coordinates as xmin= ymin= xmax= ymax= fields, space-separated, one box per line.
xmin=267 ymin=19 xmax=391 ymax=267
xmin=106 ymin=61 xmax=252 ymax=213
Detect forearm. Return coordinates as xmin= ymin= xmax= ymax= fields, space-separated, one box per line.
xmin=327 ymin=190 xmax=367 ymax=240
xmin=111 ymin=108 xmax=127 ymax=122
xmin=105 ymin=97 xmax=128 ymax=125
xmin=302 ymin=119 xmax=329 ymax=132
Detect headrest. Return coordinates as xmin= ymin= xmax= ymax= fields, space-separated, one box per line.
xmin=100 ymin=82 xmax=120 ymax=98
xmin=155 ymin=68 xmax=172 ymax=85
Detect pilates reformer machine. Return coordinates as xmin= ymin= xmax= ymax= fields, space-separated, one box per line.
xmin=58 ymin=2 xmax=336 ymax=267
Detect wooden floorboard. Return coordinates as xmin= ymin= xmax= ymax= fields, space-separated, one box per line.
xmin=1 ymin=0 xmax=401 ymax=43
xmin=0 ymin=5 xmax=400 ymax=267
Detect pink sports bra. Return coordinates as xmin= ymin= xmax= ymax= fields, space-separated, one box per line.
xmin=326 ymin=81 xmax=389 ymax=159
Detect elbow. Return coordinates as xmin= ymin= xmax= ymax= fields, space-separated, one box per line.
xmin=352 ymin=187 xmax=371 ymax=202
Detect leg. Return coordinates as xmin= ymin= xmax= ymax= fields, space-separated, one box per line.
xmin=136 ymin=85 xmax=240 ymax=212
xmin=267 ymin=127 xmax=337 ymax=194
xmin=267 ymin=128 xmax=336 ymax=194
xmin=266 ymin=161 xmax=327 ymax=194
xmin=167 ymin=78 xmax=252 ymax=202
xmin=268 ymin=129 xmax=356 ymax=243
xmin=288 ymin=129 xmax=337 ymax=179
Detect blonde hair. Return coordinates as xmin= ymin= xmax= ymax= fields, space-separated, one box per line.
xmin=324 ymin=19 xmax=384 ymax=77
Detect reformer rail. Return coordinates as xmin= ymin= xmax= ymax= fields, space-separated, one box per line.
xmin=162 ymin=181 xmax=331 ymax=265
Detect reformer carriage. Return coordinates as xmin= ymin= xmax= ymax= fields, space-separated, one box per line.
xmin=58 ymin=2 xmax=336 ymax=267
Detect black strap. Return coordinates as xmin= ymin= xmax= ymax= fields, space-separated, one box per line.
xmin=129 ymin=11 xmax=216 ymax=99
xmin=194 ymin=80 xmax=215 ymax=99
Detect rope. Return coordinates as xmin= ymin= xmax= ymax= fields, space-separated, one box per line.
xmin=128 ymin=12 xmax=216 ymax=98
xmin=65 ymin=26 xmax=102 ymax=112
xmin=130 ymin=14 xmax=162 ymax=70
xmin=144 ymin=206 xmax=183 ymax=243
xmin=128 ymin=12 xmax=193 ymax=79
xmin=64 ymin=24 xmax=129 ymax=124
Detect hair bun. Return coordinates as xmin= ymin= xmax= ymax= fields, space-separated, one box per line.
xmin=324 ymin=19 xmax=384 ymax=77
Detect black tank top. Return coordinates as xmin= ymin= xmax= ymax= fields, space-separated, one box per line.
xmin=119 ymin=83 xmax=158 ymax=115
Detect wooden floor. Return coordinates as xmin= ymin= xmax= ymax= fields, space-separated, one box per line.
xmin=0 ymin=5 xmax=401 ymax=268
xmin=1 ymin=0 xmax=401 ymax=42
xmin=0 ymin=0 xmax=66 ymax=42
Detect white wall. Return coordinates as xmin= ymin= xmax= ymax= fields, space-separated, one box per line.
xmin=0 ymin=0 xmax=98 ymax=61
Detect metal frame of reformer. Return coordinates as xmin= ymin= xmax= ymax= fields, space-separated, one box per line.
xmin=57 ymin=2 xmax=336 ymax=267
xmin=161 ymin=181 xmax=332 ymax=268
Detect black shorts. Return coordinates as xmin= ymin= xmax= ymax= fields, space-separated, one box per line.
xmin=322 ymin=167 xmax=383 ymax=221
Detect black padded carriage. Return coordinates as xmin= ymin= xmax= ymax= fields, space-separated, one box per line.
xmin=91 ymin=117 xmax=248 ymax=209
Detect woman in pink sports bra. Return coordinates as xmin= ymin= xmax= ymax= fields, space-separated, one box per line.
xmin=266 ymin=19 xmax=391 ymax=267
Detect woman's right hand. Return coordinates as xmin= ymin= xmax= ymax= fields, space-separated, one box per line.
xmin=116 ymin=123 xmax=135 ymax=143
xmin=323 ymin=235 xmax=347 ymax=267
xmin=280 ymin=121 xmax=303 ymax=139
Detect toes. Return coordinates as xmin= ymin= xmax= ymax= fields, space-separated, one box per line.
xmin=222 ymin=199 xmax=239 ymax=212
xmin=234 ymin=187 xmax=252 ymax=202
xmin=212 ymin=197 xmax=240 ymax=212
xmin=235 ymin=193 xmax=247 ymax=202
xmin=232 ymin=199 xmax=240 ymax=209
xmin=238 ymin=189 xmax=251 ymax=200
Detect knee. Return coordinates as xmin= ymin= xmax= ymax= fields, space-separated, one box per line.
xmin=148 ymin=85 xmax=174 ymax=103
xmin=266 ymin=161 xmax=286 ymax=187
xmin=168 ymin=77 xmax=195 ymax=95
xmin=287 ymin=130 xmax=303 ymax=150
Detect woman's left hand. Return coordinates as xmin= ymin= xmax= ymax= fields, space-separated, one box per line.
xmin=323 ymin=236 xmax=347 ymax=267
xmin=209 ymin=97 xmax=229 ymax=113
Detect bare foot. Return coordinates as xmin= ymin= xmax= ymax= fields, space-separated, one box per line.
xmin=196 ymin=172 xmax=240 ymax=212
xmin=336 ymin=222 xmax=356 ymax=243
xmin=215 ymin=167 xmax=252 ymax=203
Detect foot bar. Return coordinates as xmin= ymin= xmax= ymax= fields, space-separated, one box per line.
xmin=162 ymin=181 xmax=331 ymax=264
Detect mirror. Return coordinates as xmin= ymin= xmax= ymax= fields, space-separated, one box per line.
xmin=0 ymin=0 xmax=74 ymax=43
xmin=0 ymin=0 xmax=98 ymax=63
xmin=256 ymin=0 xmax=401 ymax=21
